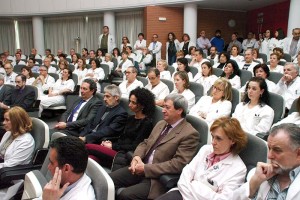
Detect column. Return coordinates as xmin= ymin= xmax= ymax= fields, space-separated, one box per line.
xmin=32 ymin=16 xmax=44 ymax=56
xmin=287 ymin=0 xmax=300 ymax=36
xmin=184 ymin=4 xmax=197 ymax=44
xmin=104 ymin=11 xmax=115 ymax=38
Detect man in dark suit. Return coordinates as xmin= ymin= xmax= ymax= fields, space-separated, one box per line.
xmin=110 ymin=94 xmax=200 ymax=200
xmin=0 ymin=74 xmax=35 ymax=120
xmin=0 ymin=74 xmax=13 ymax=102
xmin=54 ymin=79 xmax=102 ymax=136
xmin=79 ymin=84 xmax=128 ymax=144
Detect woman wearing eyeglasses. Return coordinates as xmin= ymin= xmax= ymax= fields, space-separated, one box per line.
xmin=190 ymin=78 xmax=232 ymax=127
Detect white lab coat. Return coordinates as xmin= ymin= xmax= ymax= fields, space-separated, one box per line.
xmin=274 ymin=76 xmax=300 ymax=109
xmin=283 ymin=37 xmax=300 ymax=60
xmin=174 ymin=145 xmax=246 ymax=200
xmin=232 ymin=167 xmax=300 ymax=200
xmin=148 ymin=41 xmax=162 ymax=62
xmin=232 ymin=102 xmax=274 ymax=135
xmin=0 ymin=132 xmax=35 ymax=168
xmin=171 ymin=88 xmax=195 ymax=112
xmin=145 ymin=81 xmax=170 ymax=101
xmin=119 ymin=79 xmax=143 ymax=99
xmin=98 ymin=33 xmax=116 ymax=53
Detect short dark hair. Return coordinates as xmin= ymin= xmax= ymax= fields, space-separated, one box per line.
xmin=16 ymin=74 xmax=27 ymax=82
xmin=253 ymin=63 xmax=270 ymax=78
xmin=138 ymin=33 xmax=144 ymax=37
xmin=49 ymin=136 xmax=88 ymax=174
xmin=148 ymin=67 xmax=160 ymax=77
xmin=103 ymin=26 xmax=109 ymax=29
xmin=177 ymin=58 xmax=190 ymax=73
xmin=82 ymin=78 xmax=97 ymax=95
xmin=89 ymin=58 xmax=100 ymax=68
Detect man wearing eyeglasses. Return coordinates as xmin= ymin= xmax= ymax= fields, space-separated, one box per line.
xmin=119 ymin=66 xmax=143 ymax=99
xmin=3 ymin=63 xmax=18 ymax=85
xmin=32 ymin=65 xmax=55 ymax=97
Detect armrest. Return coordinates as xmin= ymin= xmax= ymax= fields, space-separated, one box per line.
xmin=256 ymin=132 xmax=269 ymax=141
xmin=101 ymin=136 xmax=120 ymax=142
xmin=159 ymin=174 xmax=180 ymax=190
xmin=0 ymin=164 xmax=42 ymax=186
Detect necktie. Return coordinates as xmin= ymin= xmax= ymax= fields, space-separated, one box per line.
xmin=67 ymin=99 xmax=85 ymax=122
xmin=144 ymin=124 xmax=172 ymax=163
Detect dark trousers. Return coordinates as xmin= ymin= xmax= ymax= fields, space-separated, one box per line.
xmin=155 ymin=190 xmax=183 ymax=200
xmin=109 ymin=167 xmax=151 ymax=200
xmin=168 ymin=54 xmax=176 ymax=66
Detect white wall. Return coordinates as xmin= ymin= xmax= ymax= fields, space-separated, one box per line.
xmin=0 ymin=0 xmax=197 ymax=16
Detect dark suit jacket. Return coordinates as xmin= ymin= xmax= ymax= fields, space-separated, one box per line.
xmin=60 ymin=95 xmax=102 ymax=136
xmin=134 ymin=119 xmax=200 ymax=199
xmin=4 ymin=85 xmax=35 ymax=111
xmin=0 ymin=85 xmax=13 ymax=102
xmin=80 ymin=103 xmax=128 ymax=144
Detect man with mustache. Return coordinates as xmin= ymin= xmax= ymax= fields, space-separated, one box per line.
xmin=233 ymin=123 xmax=300 ymax=200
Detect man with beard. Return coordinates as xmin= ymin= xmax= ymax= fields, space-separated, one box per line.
xmin=233 ymin=123 xmax=300 ymax=200
xmin=0 ymin=74 xmax=35 ymax=120
xmin=210 ymin=30 xmax=225 ymax=53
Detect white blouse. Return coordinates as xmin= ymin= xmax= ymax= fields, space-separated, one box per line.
xmin=193 ymin=74 xmax=218 ymax=95
xmin=171 ymin=88 xmax=195 ymax=112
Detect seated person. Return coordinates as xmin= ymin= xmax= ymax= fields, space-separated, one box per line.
xmin=268 ymin=53 xmax=284 ymax=73
xmin=112 ymin=51 xmax=133 ymax=78
xmin=0 ymin=107 xmax=34 ymax=168
xmin=274 ymin=62 xmax=300 ymax=112
xmin=172 ymin=58 xmax=193 ymax=81
xmin=102 ymin=53 xmax=114 ymax=73
xmin=84 ymin=58 xmax=104 ymax=93
xmin=54 ymin=79 xmax=102 ymax=136
xmin=0 ymin=75 xmax=35 ymax=120
xmin=232 ymin=123 xmax=300 ymax=200
xmin=39 ymin=68 xmax=75 ymax=117
xmin=193 ymin=61 xmax=218 ymax=95
xmin=0 ymin=74 xmax=12 ymax=102
xmin=41 ymin=136 xmax=95 ymax=199
xmin=26 ymin=57 xmax=40 ymax=73
xmin=171 ymin=71 xmax=195 ymax=112
xmin=189 ymin=49 xmax=209 ymax=72
xmin=32 ymin=65 xmax=56 ymax=98
xmin=172 ymin=50 xmax=185 ymax=70
xmin=119 ymin=66 xmax=143 ymax=99
xmin=156 ymin=117 xmax=247 ymax=200
xmin=73 ymin=58 xmax=87 ymax=85
xmin=3 ymin=63 xmax=18 ymax=85
xmin=21 ymin=66 xmax=35 ymax=85
xmin=240 ymin=63 xmax=277 ymax=93
xmin=232 ymin=77 xmax=274 ymax=135
xmin=136 ymin=47 xmax=153 ymax=71
xmin=145 ymin=68 xmax=170 ymax=106
xmin=109 ymin=94 xmax=200 ymax=200
xmin=230 ymin=45 xmax=244 ymax=63
xmin=207 ymin=46 xmax=219 ymax=63
xmin=43 ymin=57 xmax=57 ymax=73
xmin=190 ymin=78 xmax=232 ymax=127
xmin=273 ymin=97 xmax=300 ymax=127
xmin=79 ymin=84 xmax=128 ymax=144
xmin=86 ymin=87 xmax=155 ymax=170
xmin=156 ymin=59 xmax=171 ymax=80
xmin=212 ymin=52 xmax=230 ymax=69
xmin=220 ymin=60 xmax=241 ymax=89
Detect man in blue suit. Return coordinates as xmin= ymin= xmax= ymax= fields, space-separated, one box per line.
xmin=79 ymin=84 xmax=128 ymax=144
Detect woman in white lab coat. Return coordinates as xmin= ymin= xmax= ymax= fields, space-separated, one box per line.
xmin=156 ymin=117 xmax=247 ymax=200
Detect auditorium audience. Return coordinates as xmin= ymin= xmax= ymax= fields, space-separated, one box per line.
xmin=85 ymin=58 xmax=104 ymax=92
xmin=73 ymin=58 xmax=87 ymax=85
xmin=39 ymin=68 xmax=75 ymax=117
xmin=86 ymin=87 xmax=155 ymax=170
xmin=232 ymin=77 xmax=274 ymax=135
xmin=96 ymin=48 xmax=105 ymax=63
xmin=102 ymin=53 xmax=114 ymax=73
xmin=79 ymin=84 xmax=128 ymax=144
xmin=189 ymin=49 xmax=209 ymax=72
xmin=145 ymin=68 xmax=170 ymax=106
xmin=156 ymin=117 xmax=247 ymax=200
xmin=190 ymin=78 xmax=232 ymax=127
xmin=173 ymin=58 xmax=193 ymax=81
xmin=119 ymin=66 xmax=143 ymax=99
xmin=110 ymin=93 xmax=199 ymax=200
xmin=193 ymin=61 xmax=218 ymax=95
xmin=54 ymin=79 xmax=102 ymax=136
xmin=121 ymin=36 xmax=131 ymax=53
xmin=156 ymin=59 xmax=172 ymax=80
xmin=252 ymin=48 xmax=264 ymax=64
xmin=56 ymin=60 xmax=68 ymax=79
xmin=179 ymin=33 xmax=195 ymax=56
xmin=268 ymin=53 xmax=284 ymax=73
xmin=220 ymin=60 xmax=241 ymax=89
xmin=21 ymin=66 xmax=35 ymax=85
xmin=171 ymin=71 xmax=195 ymax=112
xmin=32 ymin=65 xmax=56 ymax=97
xmin=0 ymin=106 xmax=34 ymax=168
xmin=43 ymin=57 xmax=57 ymax=73
xmin=213 ymin=52 xmax=230 ymax=69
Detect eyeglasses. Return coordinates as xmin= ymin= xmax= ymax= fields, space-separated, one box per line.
xmin=125 ymin=71 xmax=134 ymax=74
xmin=39 ymin=69 xmax=47 ymax=71
xmin=212 ymin=85 xmax=223 ymax=92
xmin=4 ymin=68 xmax=11 ymax=70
